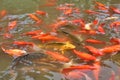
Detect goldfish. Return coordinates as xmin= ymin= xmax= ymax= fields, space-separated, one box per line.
xmin=61 ymin=65 xmax=96 ymax=73
xmin=45 ymin=51 xmax=70 ymax=62
xmin=85 ymin=10 xmax=99 ymax=15
xmin=13 ymin=41 xmax=34 ymax=47
xmin=97 ymin=23 xmax=105 ymax=34
xmin=110 ymin=21 xmax=120 ymax=28
xmin=32 ymin=34 xmax=66 ymax=43
xmin=95 ymin=1 xmax=108 ymax=10
xmin=3 ymin=33 xmax=13 ymax=39
xmin=93 ymin=61 xmax=101 ymax=80
xmin=100 ymin=45 xmax=120 ymax=54
xmin=110 ymin=37 xmax=120 ymax=45
xmin=39 ymin=41 xmax=75 ymax=54
xmin=72 ymin=49 xmax=96 ymax=61
xmin=71 ymin=19 xmax=85 ymax=27
xmin=84 ymin=45 xmax=103 ymax=56
xmin=1 ymin=47 xmax=27 ymax=58
xmin=28 ymin=14 xmax=42 ymax=24
xmin=36 ymin=10 xmax=47 ymax=16
xmin=109 ymin=6 xmax=120 ymax=15
xmin=63 ymin=70 xmax=92 ymax=80
xmin=63 ymin=8 xmax=73 ymax=15
xmin=85 ymin=39 xmax=105 ymax=44
xmin=6 ymin=20 xmax=17 ymax=31
xmin=22 ymin=30 xmax=42 ymax=36
xmin=0 ymin=10 xmax=7 ymax=18
xmin=78 ymin=30 xmax=97 ymax=35
xmin=51 ymin=20 xmax=68 ymax=32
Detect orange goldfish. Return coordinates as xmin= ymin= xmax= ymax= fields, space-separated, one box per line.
xmin=72 ymin=49 xmax=96 ymax=61
xmin=0 ymin=10 xmax=7 ymax=18
xmin=100 ymin=45 xmax=120 ymax=54
xmin=32 ymin=34 xmax=66 ymax=43
xmin=63 ymin=9 xmax=73 ymax=15
xmin=6 ymin=20 xmax=17 ymax=31
xmin=77 ymin=30 xmax=97 ymax=35
xmin=95 ymin=1 xmax=108 ymax=10
xmin=1 ymin=47 xmax=27 ymax=58
xmin=51 ymin=20 xmax=68 ymax=32
xmin=85 ymin=39 xmax=105 ymax=44
xmin=93 ymin=61 xmax=101 ymax=80
xmin=71 ymin=19 xmax=85 ymax=27
xmin=13 ymin=41 xmax=34 ymax=47
xmin=22 ymin=30 xmax=42 ymax=36
xmin=36 ymin=10 xmax=47 ymax=16
xmin=85 ymin=10 xmax=99 ymax=15
xmin=84 ymin=45 xmax=103 ymax=56
xmin=62 ymin=65 xmax=96 ymax=73
xmin=45 ymin=51 xmax=70 ymax=62
xmin=28 ymin=14 xmax=42 ymax=24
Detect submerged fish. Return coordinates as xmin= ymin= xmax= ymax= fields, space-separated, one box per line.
xmin=59 ymin=30 xmax=84 ymax=45
xmin=39 ymin=41 xmax=75 ymax=54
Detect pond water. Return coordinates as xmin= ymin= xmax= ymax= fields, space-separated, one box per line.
xmin=0 ymin=0 xmax=120 ymax=80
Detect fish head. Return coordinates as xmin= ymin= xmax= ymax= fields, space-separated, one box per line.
xmin=63 ymin=42 xmax=76 ymax=50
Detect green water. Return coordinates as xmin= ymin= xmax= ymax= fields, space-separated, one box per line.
xmin=0 ymin=0 xmax=120 ymax=80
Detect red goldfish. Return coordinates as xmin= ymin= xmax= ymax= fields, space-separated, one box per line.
xmin=72 ymin=49 xmax=96 ymax=61
xmin=110 ymin=21 xmax=120 ymax=27
xmin=84 ymin=45 xmax=103 ymax=56
xmin=45 ymin=51 xmax=70 ymax=62
xmin=109 ymin=6 xmax=120 ymax=15
xmin=1 ymin=47 xmax=27 ymax=58
xmin=85 ymin=39 xmax=105 ymax=44
xmin=97 ymin=23 xmax=105 ymax=34
xmin=62 ymin=65 xmax=96 ymax=73
xmin=110 ymin=37 xmax=120 ymax=44
xmin=100 ymin=45 xmax=120 ymax=54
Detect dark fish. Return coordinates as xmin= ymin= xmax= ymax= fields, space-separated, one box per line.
xmin=59 ymin=30 xmax=83 ymax=45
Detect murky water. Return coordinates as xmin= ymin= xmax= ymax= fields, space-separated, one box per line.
xmin=0 ymin=0 xmax=120 ymax=80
